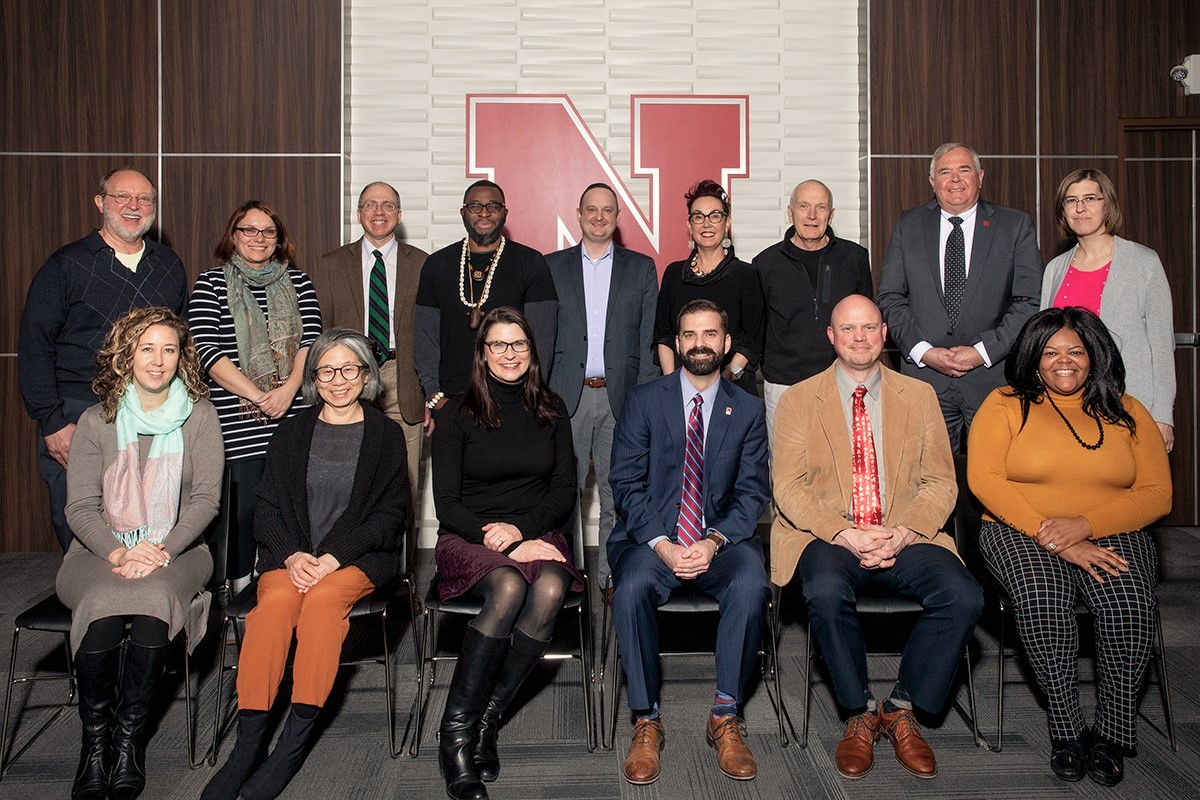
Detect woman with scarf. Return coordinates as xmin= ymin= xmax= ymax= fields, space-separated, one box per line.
xmin=187 ymin=200 xmax=323 ymax=590
xmin=652 ymin=179 xmax=764 ymax=396
xmin=61 ymin=307 xmax=223 ymax=800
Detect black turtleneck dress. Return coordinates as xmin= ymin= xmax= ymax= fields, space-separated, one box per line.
xmin=431 ymin=376 xmax=582 ymax=601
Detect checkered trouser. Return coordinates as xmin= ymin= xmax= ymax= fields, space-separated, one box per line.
xmin=979 ymin=521 xmax=1158 ymax=749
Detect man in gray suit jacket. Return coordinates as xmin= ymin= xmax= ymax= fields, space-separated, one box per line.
xmin=877 ymin=143 xmax=1042 ymax=451
xmin=547 ymin=183 xmax=659 ymax=587
xmin=310 ymin=181 xmax=429 ymax=522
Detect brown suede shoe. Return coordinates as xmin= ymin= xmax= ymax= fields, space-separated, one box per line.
xmin=879 ymin=706 xmax=937 ymax=778
xmin=835 ymin=710 xmax=881 ymax=779
xmin=706 ymin=715 xmax=757 ymax=780
xmin=623 ymin=717 xmax=665 ymax=785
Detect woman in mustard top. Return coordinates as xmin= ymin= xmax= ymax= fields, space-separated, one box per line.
xmin=968 ymin=307 xmax=1171 ymax=788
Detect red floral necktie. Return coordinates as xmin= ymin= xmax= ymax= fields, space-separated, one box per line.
xmin=852 ymin=385 xmax=882 ymax=527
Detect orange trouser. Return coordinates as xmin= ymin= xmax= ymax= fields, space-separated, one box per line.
xmin=235 ymin=566 xmax=374 ymax=710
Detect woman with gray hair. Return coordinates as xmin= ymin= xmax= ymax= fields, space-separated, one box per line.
xmin=202 ymin=329 xmax=409 ymax=800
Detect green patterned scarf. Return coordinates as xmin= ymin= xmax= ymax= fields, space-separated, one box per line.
xmin=223 ymin=253 xmax=302 ymax=394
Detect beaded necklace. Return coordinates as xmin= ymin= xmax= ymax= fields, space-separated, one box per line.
xmin=458 ymin=237 xmax=505 ymax=330
xmin=1044 ymin=393 xmax=1104 ymax=450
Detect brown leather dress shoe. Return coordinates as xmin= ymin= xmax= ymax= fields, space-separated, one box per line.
xmin=623 ymin=717 xmax=665 ymax=785
xmin=706 ymin=715 xmax=757 ymax=780
xmin=835 ymin=710 xmax=881 ymax=779
xmin=879 ymin=707 xmax=937 ymax=778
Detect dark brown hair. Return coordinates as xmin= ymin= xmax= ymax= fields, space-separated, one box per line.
xmin=213 ymin=199 xmax=297 ymax=265
xmin=685 ymin=178 xmax=729 ymax=215
xmin=461 ymin=307 xmax=560 ymax=430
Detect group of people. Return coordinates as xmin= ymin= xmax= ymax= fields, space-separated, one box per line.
xmin=15 ymin=137 xmax=1176 ymax=798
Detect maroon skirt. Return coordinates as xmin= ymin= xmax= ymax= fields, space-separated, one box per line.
xmin=434 ymin=531 xmax=585 ymax=602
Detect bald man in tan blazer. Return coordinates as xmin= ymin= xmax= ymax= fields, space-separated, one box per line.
xmin=771 ymin=295 xmax=981 ymax=781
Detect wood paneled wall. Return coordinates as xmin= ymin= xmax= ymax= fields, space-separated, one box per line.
xmin=869 ymin=0 xmax=1200 ymax=523
xmin=0 ymin=0 xmax=342 ymax=552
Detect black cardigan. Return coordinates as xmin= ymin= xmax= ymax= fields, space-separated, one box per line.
xmin=254 ymin=402 xmax=408 ymax=588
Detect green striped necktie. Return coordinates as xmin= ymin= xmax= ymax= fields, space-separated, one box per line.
xmin=368 ymin=249 xmax=391 ymax=358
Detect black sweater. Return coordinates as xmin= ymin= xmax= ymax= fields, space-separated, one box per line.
xmin=253 ymin=403 xmax=408 ymax=588
xmin=432 ymin=377 xmax=576 ymax=545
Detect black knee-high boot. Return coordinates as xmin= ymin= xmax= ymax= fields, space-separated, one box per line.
xmin=109 ymin=640 xmax=169 ymax=800
xmin=72 ymin=644 xmax=122 ymax=800
xmin=473 ymin=629 xmax=551 ymax=782
xmin=439 ymin=625 xmax=510 ymax=800
xmin=199 ymin=710 xmax=270 ymax=800
xmin=239 ymin=705 xmax=320 ymax=800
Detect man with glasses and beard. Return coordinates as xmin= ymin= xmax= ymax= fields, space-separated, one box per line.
xmin=18 ymin=167 xmax=188 ymax=551
xmin=607 ymin=299 xmax=771 ymax=786
xmin=414 ymin=180 xmax=558 ymax=420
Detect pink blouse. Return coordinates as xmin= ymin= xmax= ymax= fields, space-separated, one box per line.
xmin=1051 ymin=261 xmax=1111 ymax=315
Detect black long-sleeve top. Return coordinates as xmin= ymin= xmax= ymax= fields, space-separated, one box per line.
xmin=432 ymin=377 xmax=576 ymax=545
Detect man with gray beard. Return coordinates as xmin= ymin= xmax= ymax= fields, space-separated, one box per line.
xmin=415 ymin=180 xmax=558 ymax=415
xmin=18 ymin=167 xmax=188 ymax=551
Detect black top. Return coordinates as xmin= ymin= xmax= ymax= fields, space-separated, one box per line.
xmin=752 ymin=226 xmax=873 ymax=385
xmin=18 ymin=230 xmax=189 ymax=436
xmin=306 ymin=420 xmax=363 ymax=550
xmin=414 ymin=238 xmax=558 ymax=397
xmin=432 ymin=376 xmax=576 ymax=546
xmin=254 ymin=403 xmax=408 ymax=588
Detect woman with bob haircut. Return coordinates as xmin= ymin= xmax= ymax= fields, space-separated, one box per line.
xmin=432 ymin=306 xmax=582 ymax=800
xmin=61 ymin=307 xmax=222 ymax=800
xmin=968 ymin=307 xmax=1171 ymax=787
xmin=202 ymin=328 xmax=408 ymax=800
xmin=652 ymin=178 xmax=764 ymax=396
xmin=1041 ymin=168 xmax=1176 ymax=451
xmin=186 ymin=200 xmax=323 ymax=592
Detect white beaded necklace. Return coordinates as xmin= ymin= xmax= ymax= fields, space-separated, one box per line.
xmin=458 ymin=236 xmax=505 ymax=329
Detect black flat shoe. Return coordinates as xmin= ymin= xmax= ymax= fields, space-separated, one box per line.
xmin=1087 ymin=740 xmax=1125 ymax=786
xmin=1050 ymin=738 xmax=1087 ymax=782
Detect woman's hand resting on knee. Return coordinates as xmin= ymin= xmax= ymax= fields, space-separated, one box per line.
xmin=507 ymin=540 xmax=566 ymax=564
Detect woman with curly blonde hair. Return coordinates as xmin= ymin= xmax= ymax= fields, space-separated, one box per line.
xmin=60 ymin=306 xmax=224 ymax=800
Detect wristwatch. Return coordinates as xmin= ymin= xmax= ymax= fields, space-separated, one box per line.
xmin=704 ymin=530 xmax=726 ymax=551
xmin=729 ymin=365 xmax=745 ymax=380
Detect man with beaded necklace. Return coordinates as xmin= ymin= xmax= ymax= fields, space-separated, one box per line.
xmin=414 ymin=180 xmax=558 ymax=419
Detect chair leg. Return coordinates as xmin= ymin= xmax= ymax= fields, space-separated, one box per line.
xmin=0 ymin=628 xmax=78 ymax=779
xmin=184 ymin=643 xmax=212 ymax=769
xmin=962 ymin=643 xmax=983 ymax=747
xmin=798 ymin=619 xmax=812 ymax=749
xmin=379 ymin=608 xmax=400 ymax=759
xmin=577 ymin=580 xmax=596 ymax=753
xmin=1154 ymin=607 xmax=1178 ymax=752
xmin=996 ymin=603 xmax=1006 ymax=753
xmin=764 ymin=592 xmax=794 ymax=748
xmin=407 ymin=607 xmax=435 ymax=758
xmin=208 ymin=616 xmax=235 ymax=766
xmin=0 ymin=626 xmax=21 ymax=777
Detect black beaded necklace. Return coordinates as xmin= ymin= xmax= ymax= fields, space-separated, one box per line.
xmin=1044 ymin=393 xmax=1104 ymax=450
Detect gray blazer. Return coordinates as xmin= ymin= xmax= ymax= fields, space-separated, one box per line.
xmin=547 ymin=243 xmax=659 ymax=419
xmin=1042 ymin=235 xmax=1176 ymax=426
xmin=878 ymin=198 xmax=1043 ymax=408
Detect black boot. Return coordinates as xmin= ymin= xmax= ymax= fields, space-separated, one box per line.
xmin=473 ymin=629 xmax=551 ymax=782
xmin=439 ymin=625 xmax=510 ymax=800
xmin=108 ymin=640 xmax=169 ymax=800
xmin=199 ymin=710 xmax=271 ymax=800
xmin=72 ymin=644 xmax=122 ymax=800
xmin=239 ymin=705 xmax=320 ymax=800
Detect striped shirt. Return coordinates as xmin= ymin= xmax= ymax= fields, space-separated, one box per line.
xmin=186 ymin=266 xmax=322 ymax=462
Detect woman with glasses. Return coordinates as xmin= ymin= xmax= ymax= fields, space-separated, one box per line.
xmin=1041 ymin=169 xmax=1176 ymax=452
xmin=432 ymin=306 xmax=582 ymax=800
xmin=652 ymin=179 xmax=764 ymax=396
xmin=187 ymin=201 xmax=322 ymax=591
xmin=202 ymin=329 xmax=407 ymax=800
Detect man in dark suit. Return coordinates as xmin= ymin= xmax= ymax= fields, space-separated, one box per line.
xmin=310 ymin=181 xmax=428 ymax=519
xmin=547 ymin=182 xmax=659 ymax=589
xmin=877 ymin=143 xmax=1042 ymax=451
xmin=771 ymin=295 xmax=982 ymax=780
xmin=608 ymin=299 xmax=770 ymax=785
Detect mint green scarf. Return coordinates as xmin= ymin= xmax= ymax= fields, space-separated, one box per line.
xmin=102 ymin=378 xmax=193 ymax=548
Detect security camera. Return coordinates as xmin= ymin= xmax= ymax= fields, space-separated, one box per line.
xmin=1172 ymin=55 xmax=1199 ymax=95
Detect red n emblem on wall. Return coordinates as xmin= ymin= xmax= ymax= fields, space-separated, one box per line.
xmin=466 ymin=95 xmax=749 ymax=270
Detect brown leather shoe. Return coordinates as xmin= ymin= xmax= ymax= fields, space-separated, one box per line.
xmin=706 ymin=715 xmax=757 ymax=780
xmin=623 ymin=717 xmax=665 ymax=785
xmin=879 ymin=706 xmax=937 ymax=778
xmin=835 ymin=710 xmax=881 ymax=779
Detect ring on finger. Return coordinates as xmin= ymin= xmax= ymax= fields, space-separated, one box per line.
xmin=1047 ymin=542 xmax=1057 ymax=551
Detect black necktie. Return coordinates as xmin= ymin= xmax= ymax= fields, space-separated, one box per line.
xmin=944 ymin=216 xmax=965 ymax=328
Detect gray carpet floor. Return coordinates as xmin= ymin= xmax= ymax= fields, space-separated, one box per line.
xmin=1 ymin=529 xmax=1198 ymax=799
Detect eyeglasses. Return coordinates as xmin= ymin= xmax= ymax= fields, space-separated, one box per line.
xmin=235 ymin=226 xmax=279 ymax=239
xmin=688 ymin=210 xmax=728 ymax=225
xmin=314 ymin=364 xmax=365 ymax=382
xmin=484 ymin=339 xmax=530 ymax=355
xmin=104 ymin=192 xmax=155 ymax=207
xmin=360 ymin=201 xmax=399 ymax=213
xmin=464 ymin=201 xmax=506 ymax=215
xmin=1062 ymin=194 xmax=1104 ymax=209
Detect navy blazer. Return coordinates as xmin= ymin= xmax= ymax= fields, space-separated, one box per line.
xmin=546 ymin=243 xmax=659 ymax=419
xmin=606 ymin=371 xmax=769 ymax=568
xmin=877 ymin=198 xmax=1042 ymax=407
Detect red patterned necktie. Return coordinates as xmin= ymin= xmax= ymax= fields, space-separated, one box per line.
xmin=677 ymin=393 xmax=705 ymax=546
xmin=851 ymin=385 xmax=882 ymax=527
